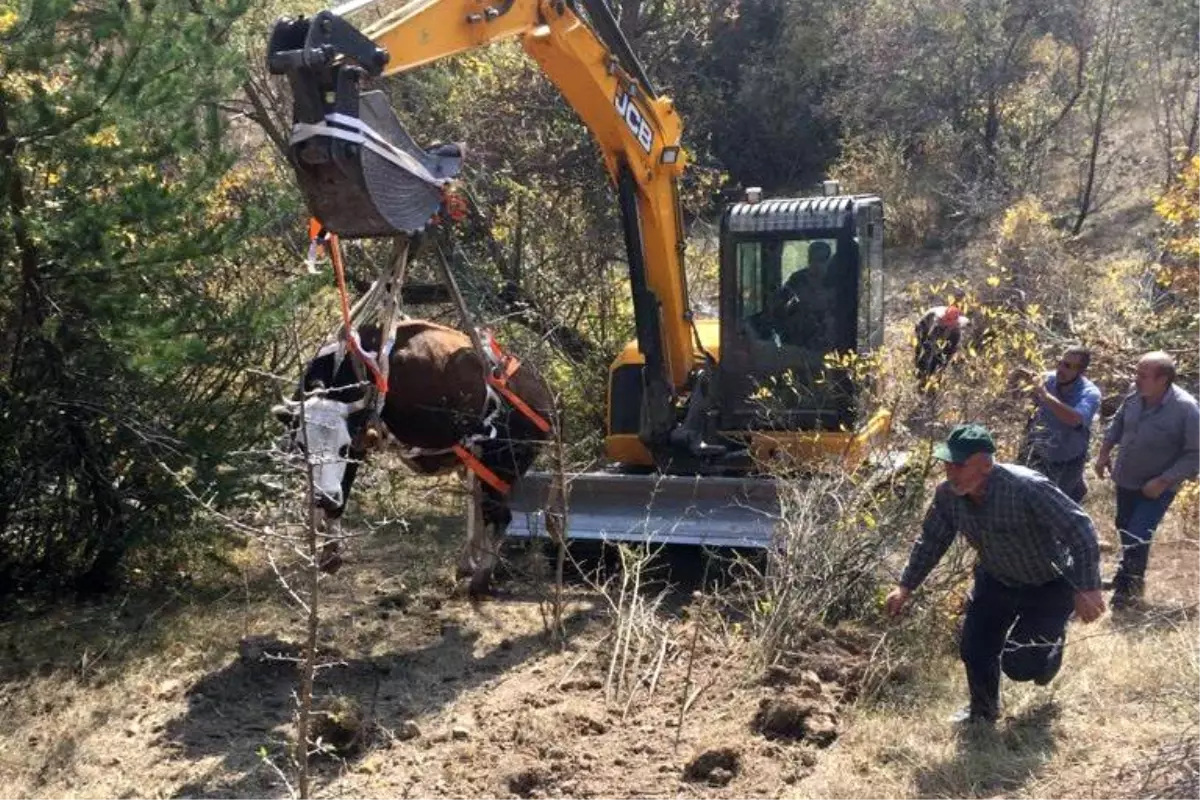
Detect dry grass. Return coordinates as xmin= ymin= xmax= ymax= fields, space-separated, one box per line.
xmin=792 ymin=483 xmax=1199 ymax=800
xmin=794 ymin=608 xmax=1197 ymax=799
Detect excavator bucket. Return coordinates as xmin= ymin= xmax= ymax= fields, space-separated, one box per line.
xmin=267 ymin=12 xmax=463 ymax=237
xmin=508 ymin=471 xmax=781 ymax=549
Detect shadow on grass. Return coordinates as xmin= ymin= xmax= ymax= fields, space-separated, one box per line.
xmin=3 ymin=490 xmax=740 ymax=799
xmin=162 ymin=606 xmax=594 ymax=799
xmin=0 ymin=492 xmax=469 ymax=687
xmin=913 ymin=701 xmax=1061 ymax=798
xmin=0 ymin=573 xmax=278 ymax=686
xmin=163 ymin=516 xmax=748 ymax=797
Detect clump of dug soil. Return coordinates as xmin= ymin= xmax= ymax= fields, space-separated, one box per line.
xmin=684 ymin=746 xmax=741 ymax=786
xmin=310 ymin=695 xmax=366 ymax=757
xmin=753 ymin=668 xmax=840 ymax=746
xmin=752 ymin=696 xmax=839 ymax=747
xmin=506 ymin=765 xmax=549 ymax=798
xmin=787 ymin=625 xmax=874 ymax=700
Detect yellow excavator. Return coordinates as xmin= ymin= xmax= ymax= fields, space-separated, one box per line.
xmin=267 ymin=0 xmax=891 ymax=546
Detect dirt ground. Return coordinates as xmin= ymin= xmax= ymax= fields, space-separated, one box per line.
xmin=0 ymin=491 xmax=878 ymax=800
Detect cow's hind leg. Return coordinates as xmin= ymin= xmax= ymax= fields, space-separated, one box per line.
xmin=467 ymin=491 xmax=511 ymax=598
xmin=459 ymin=473 xmax=484 ymax=580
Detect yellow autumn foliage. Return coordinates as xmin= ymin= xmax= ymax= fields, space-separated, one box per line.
xmin=85 ymin=127 xmax=122 ymax=149
xmin=1154 ymin=155 xmax=1200 ymax=281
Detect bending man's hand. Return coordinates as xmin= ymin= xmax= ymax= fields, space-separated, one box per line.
xmin=1074 ymin=589 xmax=1106 ymax=623
xmin=1142 ymin=476 xmax=1172 ymax=500
xmin=884 ymin=586 xmax=912 ymax=619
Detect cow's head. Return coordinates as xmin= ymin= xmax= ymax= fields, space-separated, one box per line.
xmin=273 ymin=393 xmax=370 ymax=512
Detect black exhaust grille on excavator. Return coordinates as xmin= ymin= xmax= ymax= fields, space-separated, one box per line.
xmin=267 ymin=12 xmax=463 ymax=237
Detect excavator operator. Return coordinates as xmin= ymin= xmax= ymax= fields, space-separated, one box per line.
xmin=765 ymin=240 xmax=835 ymax=351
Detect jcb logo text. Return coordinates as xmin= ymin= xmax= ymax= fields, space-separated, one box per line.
xmin=615 ymin=90 xmax=653 ymax=153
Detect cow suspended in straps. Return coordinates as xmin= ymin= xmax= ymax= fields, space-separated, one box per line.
xmin=274 ymin=321 xmax=555 ymax=597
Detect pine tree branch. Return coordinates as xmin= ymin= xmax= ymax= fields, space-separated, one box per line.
xmin=17 ymin=15 xmax=148 ymax=145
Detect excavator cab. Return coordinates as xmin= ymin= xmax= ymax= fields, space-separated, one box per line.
xmin=603 ymin=191 xmax=887 ymax=473
xmin=718 ymin=194 xmax=885 ymax=436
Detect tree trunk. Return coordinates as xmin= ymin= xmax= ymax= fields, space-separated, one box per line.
xmin=0 ymin=89 xmax=47 ymax=382
xmin=243 ymin=77 xmax=292 ymax=163
xmin=1180 ymin=77 xmax=1200 ymax=166
xmin=1072 ymin=0 xmax=1120 ymax=235
xmin=619 ymin=0 xmax=642 ymax=38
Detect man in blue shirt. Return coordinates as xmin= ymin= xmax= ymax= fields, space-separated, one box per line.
xmin=1020 ymin=346 xmax=1102 ymax=502
xmin=1095 ymin=351 xmax=1200 ymax=609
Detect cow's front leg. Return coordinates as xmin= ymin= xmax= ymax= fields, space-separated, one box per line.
xmin=318 ymin=516 xmax=344 ymax=574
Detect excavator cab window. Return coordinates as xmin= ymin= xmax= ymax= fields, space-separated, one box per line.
xmin=719 ymin=196 xmax=882 ymax=433
xmin=733 ymin=236 xmax=855 ymax=352
xmin=737 ymin=242 xmax=766 ymax=327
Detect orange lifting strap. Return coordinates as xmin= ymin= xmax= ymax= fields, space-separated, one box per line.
xmin=453 ymin=354 xmax=551 ymax=497
xmin=485 ymin=352 xmax=552 ymax=435
xmin=327 ymin=229 xmax=388 ymax=394
xmin=452 ymin=444 xmax=510 ymax=495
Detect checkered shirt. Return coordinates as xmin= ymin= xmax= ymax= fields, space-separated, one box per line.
xmin=899 ymin=463 xmax=1101 ymax=592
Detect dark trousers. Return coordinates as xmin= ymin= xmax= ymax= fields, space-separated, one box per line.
xmin=960 ymin=567 xmax=1075 ymax=720
xmin=915 ymin=337 xmax=959 ymax=387
xmin=1113 ymin=487 xmax=1176 ymax=596
xmin=1024 ymin=452 xmax=1088 ymax=503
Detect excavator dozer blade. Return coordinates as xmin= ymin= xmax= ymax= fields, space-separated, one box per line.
xmin=508 ymin=471 xmax=781 ymax=549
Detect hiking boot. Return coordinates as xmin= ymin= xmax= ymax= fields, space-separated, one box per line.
xmin=1110 ymin=591 xmax=1144 ymax=613
xmin=1111 ymin=577 xmax=1146 ymax=612
xmin=948 ymin=706 xmax=997 ymax=726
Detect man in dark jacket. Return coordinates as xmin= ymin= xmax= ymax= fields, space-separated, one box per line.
xmin=769 ymin=240 xmax=834 ymax=351
xmin=914 ymin=305 xmax=971 ymax=390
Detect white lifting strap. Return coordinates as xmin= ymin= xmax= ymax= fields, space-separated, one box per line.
xmin=326 ymin=238 xmax=411 ymax=417
xmin=291 ymin=113 xmax=446 ymax=188
xmin=367 ymin=239 xmax=409 ymax=416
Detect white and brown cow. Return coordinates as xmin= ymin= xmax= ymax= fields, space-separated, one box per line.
xmin=275 ymin=320 xmax=554 ymax=597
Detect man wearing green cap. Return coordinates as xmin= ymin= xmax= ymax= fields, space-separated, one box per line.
xmin=884 ymin=423 xmax=1106 ymax=724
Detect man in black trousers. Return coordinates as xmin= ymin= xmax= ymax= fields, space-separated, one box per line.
xmin=885 ymin=424 xmax=1106 ymax=724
